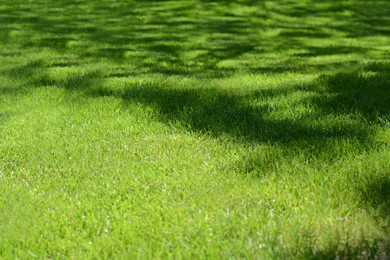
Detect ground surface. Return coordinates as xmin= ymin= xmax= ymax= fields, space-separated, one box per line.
xmin=0 ymin=0 xmax=389 ymax=258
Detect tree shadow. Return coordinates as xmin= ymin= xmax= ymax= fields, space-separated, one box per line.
xmin=1 ymin=1 xmax=389 ymax=257
xmin=3 ymin=58 xmax=385 ymax=164
xmin=2 ymin=0 xmax=388 ymax=77
xmin=311 ymin=62 xmax=390 ymax=122
xmin=296 ymin=46 xmax=369 ymax=58
xmin=88 ymin=73 xmax=377 ymax=175
xmin=1 ymin=0 xmax=387 ymax=174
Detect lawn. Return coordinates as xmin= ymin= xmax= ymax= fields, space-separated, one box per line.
xmin=0 ymin=0 xmax=389 ymax=258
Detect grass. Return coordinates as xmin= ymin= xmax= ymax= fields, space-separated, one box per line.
xmin=0 ymin=0 xmax=389 ymax=258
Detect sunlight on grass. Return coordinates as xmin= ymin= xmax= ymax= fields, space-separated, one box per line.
xmin=0 ymin=0 xmax=389 ymax=258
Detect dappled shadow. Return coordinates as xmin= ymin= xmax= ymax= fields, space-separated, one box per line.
xmin=82 ymin=61 xmax=388 ymax=178
xmin=311 ymin=62 xmax=390 ymax=122
xmin=269 ymin=1 xmax=390 ymax=38
xmin=2 ymin=59 xmax=382 ymax=176
xmin=295 ymin=46 xmax=369 ymax=58
xmin=2 ymin=58 xmax=385 ymax=164
xmin=94 ymin=83 xmax=371 ymax=144
xmin=1 ymin=0 xmax=389 ymax=257
xmin=1 ymin=0 xmax=389 ymax=77
xmin=86 ymin=60 xmax=389 ymax=147
xmin=1 ymin=0 xmax=388 ymax=160
xmin=84 ymin=73 xmax=381 ymax=177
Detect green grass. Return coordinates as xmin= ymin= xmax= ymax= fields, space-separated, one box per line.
xmin=0 ymin=0 xmax=389 ymax=258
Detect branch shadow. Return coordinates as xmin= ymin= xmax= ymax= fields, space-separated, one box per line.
xmin=87 ymin=70 xmax=380 ymax=173
xmin=1 ymin=0 xmax=387 ymax=183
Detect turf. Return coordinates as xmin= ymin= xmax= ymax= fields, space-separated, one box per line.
xmin=0 ymin=0 xmax=389 ymax=258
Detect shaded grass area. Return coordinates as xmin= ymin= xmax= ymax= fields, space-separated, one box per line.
xmin=0 ymin=0 xmax=389 ymax=258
